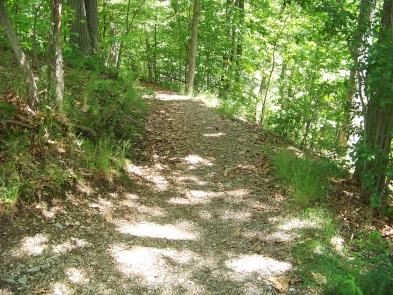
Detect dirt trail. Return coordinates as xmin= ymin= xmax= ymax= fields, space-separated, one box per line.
xmin=0 ymin=87 xmax=300 ymax=294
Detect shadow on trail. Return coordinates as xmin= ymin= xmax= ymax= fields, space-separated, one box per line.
xmin=0 ymin=89 xmax=318 ymax=294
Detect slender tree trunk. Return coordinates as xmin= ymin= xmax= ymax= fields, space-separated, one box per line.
xmin=53 ymin=0 xmax=64 ymax=109
xmin=108 ymin=21 xmax=117 ymax=67
xmin=117 ymin=0 xmax=144 ymax=69
xmin=32 ymin=1 xmax=45 ymax=70
xmin=234 ymin=0 xmax=244 ymax=82
xmin=186 ymin=0 xmax=200 ymax=95
xmin=0 ymin=0 xmax=39 ymax=109
xmin=144 ymin=25 xmax=153 ymax=81
xmin=154 ymin=17 xmax=157 ymax=82
xmin=339 ymin=68 xmax=356 ymax=146
xmin=47 ymin=1 xmax=55 ymax=100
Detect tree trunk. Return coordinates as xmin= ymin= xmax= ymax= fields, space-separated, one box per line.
xmin=0 ymin=0 xmax=39 ymax=109
xmin=68 ymin=0 xmax=98 ymax=55
xmin=339 ymin=67 xmax=356 ymax=146
xmin=144 ymin=25 xmax=153 ymax=81
xmin=53 ymin=0 xmax=64 ymax=109
xmin=234 ymin=0 xmax=244 ymax=82
xmin=186 ymin=0 xmax=200 ymax=95
xmin=358 ymin=0 xmax=393 ymax=205
xmin=68 ymin=0 xmax=91 ymax=54
xmin=84 ymin=0 xmax=99 ymax=53
xmin=117 ymin=0 xmax=144 ymax=69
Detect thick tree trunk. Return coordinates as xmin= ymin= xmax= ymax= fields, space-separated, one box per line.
xmin=68 ymin=0 xmax=91 ymax=54
xmin=186 ymin=0 xmax=200 ymax=95
xmin=358 ymin=0 xmax=393 ymax=204
xmin=68 ymin=0 xmax=98 ymax=55
xmin=84 ymin=0 xmax=99 ymax=53
xmin=0 ymin=0 xmax=39 ymax=109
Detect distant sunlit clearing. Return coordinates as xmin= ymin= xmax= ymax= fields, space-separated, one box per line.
xmin=156 ymin=93 xmax=190 ymax=101
xmin=116 ymin=221 xmax=198 ymax=240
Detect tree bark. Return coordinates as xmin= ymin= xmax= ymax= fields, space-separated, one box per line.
xmin=0 ymin=0 xmax=39 ymax=109
xmin=358 ymin=0 xmax=393 ymax=204
xmin=339 ymin=67 xmax=356 ymax=146
xmin=186 ymin=0 xmax=200 ymax=95
xmin=68 ymin=0 xmax=98 ymax=55
xmin=53 ymin=0 xmax=64 ymax=109
xmin=85 ymin=0 xmax=99 ymax=53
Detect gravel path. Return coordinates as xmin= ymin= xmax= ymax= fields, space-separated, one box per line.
xmin=0 ymin=87 xmax=300 ymax=294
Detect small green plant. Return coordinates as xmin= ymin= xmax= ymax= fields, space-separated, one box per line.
xmin=333 ymin=274 xmax=364 ymax=295
xmin=0 ymin=176 xmax=21 ymax=206
xmin=82 ymin=138 xmax=113 ymax=175
xmin=217 ymin=101 xmax=238 ymax=119
xmin=272 ymin=149 xmax=329 ymax=207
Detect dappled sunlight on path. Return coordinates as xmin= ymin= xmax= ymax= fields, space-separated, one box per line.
xmin=0 ymin=87 xmax=308 ymax=294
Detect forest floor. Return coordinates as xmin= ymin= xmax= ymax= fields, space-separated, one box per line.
xmin=0 ymin=85 xmax=391 ymax=294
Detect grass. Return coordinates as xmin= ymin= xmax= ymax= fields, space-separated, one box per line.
xmin=272 ymin=149 xmax=330 ymax=207
xmin=293 ymin=209 xmax=393 ymax=294
xmin=271 ymin=149 xmax=393 ymax=294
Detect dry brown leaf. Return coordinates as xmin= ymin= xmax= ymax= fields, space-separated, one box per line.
xmin=105 ymin=212 xmax=113 ymax=221
xmin=233 ymin=231 xmax=241 ymax=237
xmin=268 ymin=276 xmax=291 ymax=293
xmin=312 ymin=272 xmax=327 ymax=285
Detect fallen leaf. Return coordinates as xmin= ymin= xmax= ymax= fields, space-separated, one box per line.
xmin=268 ymin=276 xmax=291 ymax=292
xmin=18 ymin=276 xmax=28 ymax=285
xmin=233 ymin=231 xmax=241 ymax=237
xmin=51 ymin=198 xmax=60 ymax=206
xmin=27 ymin=266 xmax=41 ymax=272
xmin=105 ymin=212 xmax=113 ymax=221
xmin=54 ymin=223 xmax=64 ymax=229
xmin=312 ymin=272 xmax=327 ymax=285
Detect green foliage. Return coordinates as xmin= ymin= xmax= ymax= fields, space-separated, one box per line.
xmin=0 ymin=101 xmax=16 ymax=119
xmin=0 ymin=163 xmax=21 ymax=207
xmin=293 ymin=208 xmax=393 ymax=295
xmin=82 ymin=139 xmax=113 ymax=176
xmin=216 ymin=100 xmax=239 ymax=119
xmin=64 ymin=70 xmax=147 ymax=142
xmin=272 ymin=149 xmax=336 ymax=207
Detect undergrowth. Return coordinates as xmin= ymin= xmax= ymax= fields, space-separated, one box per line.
xmin=272 ymin=149 xmax=346 ymax=207
xmin=0 ymin=50 xmax=147 ymax=208
xmin=271 ymin=149 xmax=393 ymax=294
xmin=293 ymin=209 xmax=393 ymax=295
